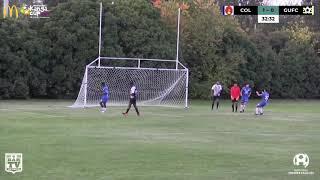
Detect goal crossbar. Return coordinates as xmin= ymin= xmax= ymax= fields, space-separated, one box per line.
xmin=91 ymin=56 xmax=188 ymax=70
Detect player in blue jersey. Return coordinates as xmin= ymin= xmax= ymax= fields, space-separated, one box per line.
xmin=99 ymin=82 xmax=109 ymax=113
xmin=255 ymin=89 xmax=269 ymax=115
xmin=240 ymin=83 xmax=252 ymax=113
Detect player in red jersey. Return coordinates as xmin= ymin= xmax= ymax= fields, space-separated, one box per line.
xmin=230 ymin=83 xmax=241 ymax=112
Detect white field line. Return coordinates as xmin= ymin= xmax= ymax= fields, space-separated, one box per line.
xmin=123 ymin=131 xmax=318 ymax=138
xmin=0 ymin=108 xmax=72 ymax=119
xmin=0 ymin=107 xmax=66 ymax=111
xmin=211 ymin=131 xmax=315 ymax=137
xmin=1 ymin=108 xmax=136 ymax=118
xmin=20 ymin=111 xmax=66 ymax=118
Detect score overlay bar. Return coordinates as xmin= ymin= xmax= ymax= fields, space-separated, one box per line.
xmin=222 ymin=5 xmax=315 ymax=24
xmin=224 ymin=6 xmax=315 ymax=16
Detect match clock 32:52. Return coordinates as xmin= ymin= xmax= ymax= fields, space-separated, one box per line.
xmin=258 ymin=15 xmax=279 ymax=23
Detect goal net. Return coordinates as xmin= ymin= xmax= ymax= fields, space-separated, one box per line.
xmin=70 ymin=57 xmax=189 ymax=108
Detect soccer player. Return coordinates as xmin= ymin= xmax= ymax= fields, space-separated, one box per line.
xmin=122 ymin=82 xmax=140 ymax=116
xmin=255 ymin=89 xmax=269 ymax=115
xmin=240 ymin=83 xmax=252 ymax=113
xmin=230 ymin=83 xmax=241 ymax=112
xmin=99 ymin=82 xmax=109 ymax=113
xmin=211 ymin=81 xmax=223 ymax=110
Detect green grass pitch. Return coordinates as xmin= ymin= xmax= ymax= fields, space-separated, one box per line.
xmin=0 ymin=100 xmax=319 ymax=180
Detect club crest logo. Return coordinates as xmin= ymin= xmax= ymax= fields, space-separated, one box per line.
xmin=5 ymin=153 xmax=23 ymax=174
xmin=303 ymin=6 xmax=314 ymax=15
xmin=223 ymin=5 xmax=234 ymax=16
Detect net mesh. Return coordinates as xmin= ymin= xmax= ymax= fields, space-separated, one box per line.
xmin=71 ymin=67 xmax=188 ymax=107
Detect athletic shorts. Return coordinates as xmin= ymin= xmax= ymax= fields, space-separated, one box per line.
xmin=241 ymin=97 xmax=249 ymax=104
xmin=256 ymin=101 xmax=268 ymax=108
xmin=231 ymin=98 xmax=239 ymax=102
xmin=212 ymin=96 xmax=220 ymax=101
xmin=129 ymin=98 xmax=136 ymax=104
xmin=101 ymin=95 xmax=109 ymax=103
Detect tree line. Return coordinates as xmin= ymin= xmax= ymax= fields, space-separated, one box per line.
xmin=0 ymin=0 xmax=319 ymax=99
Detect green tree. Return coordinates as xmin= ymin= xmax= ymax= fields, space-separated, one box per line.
xmin=0 ymin=19 xmax=34 ymax=98
xmin=41 ymin=0 xmax=99 ymax=98
xmin=277 ymin=41 xmax=320 ymax=98
xmin=181 ymin=2 xmax=249 ymax=98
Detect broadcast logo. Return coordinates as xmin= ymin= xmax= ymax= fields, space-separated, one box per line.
xmin=288 ymin=153 xmax=315 ymax=175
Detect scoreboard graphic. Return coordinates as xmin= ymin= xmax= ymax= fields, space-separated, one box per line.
xmin=258 ymin=6 xmax=279 ymax=23
xmin=222 ymin=5 xmax=315 ymax=24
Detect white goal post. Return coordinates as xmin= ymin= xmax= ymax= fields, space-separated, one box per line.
xmin=70 ymin=57 xmax=189 ymax=108
xmin=70 ymin=4 xmax=188 ymax=108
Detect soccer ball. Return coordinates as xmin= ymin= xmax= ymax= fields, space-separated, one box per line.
xmin=293 ymin=153 xmax=309 ymax=168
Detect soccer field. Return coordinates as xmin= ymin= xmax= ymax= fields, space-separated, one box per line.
xmin=0 ymin=100 xmax=319 ymax=180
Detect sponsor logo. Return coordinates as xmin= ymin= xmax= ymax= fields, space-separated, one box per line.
xmin=2 ymin=0 xmax=49 ymax=19
xmin=3 ymin=4 xmax=18 ymax=18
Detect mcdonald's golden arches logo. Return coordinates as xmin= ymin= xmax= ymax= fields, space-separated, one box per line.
xmin=3 ymin=4 xmax=19 ymax=18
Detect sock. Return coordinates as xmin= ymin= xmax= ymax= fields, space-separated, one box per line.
xmin=256 ymin=108 xmax=259 ymax=115
xmin=212 ymin=103 xmax=214 ymax=110
xmin=134 ymin=107 xmax=140 ymax=116
xmin=232 ymin=104 xmax=234 ymax=112
xmin=235 ymin=104 xmax=238 ymax=112
xmin=216 ymin=102 xmax=219 ymax=109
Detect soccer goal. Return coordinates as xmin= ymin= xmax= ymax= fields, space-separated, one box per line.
xmin=70 ymin=4 xmax=188 ymax=108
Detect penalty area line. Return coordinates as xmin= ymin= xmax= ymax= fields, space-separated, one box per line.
xmin=0 ymin=107 xmax=68 ymax=111
xmin=20 ymin=111 xmax=66 ymax=118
